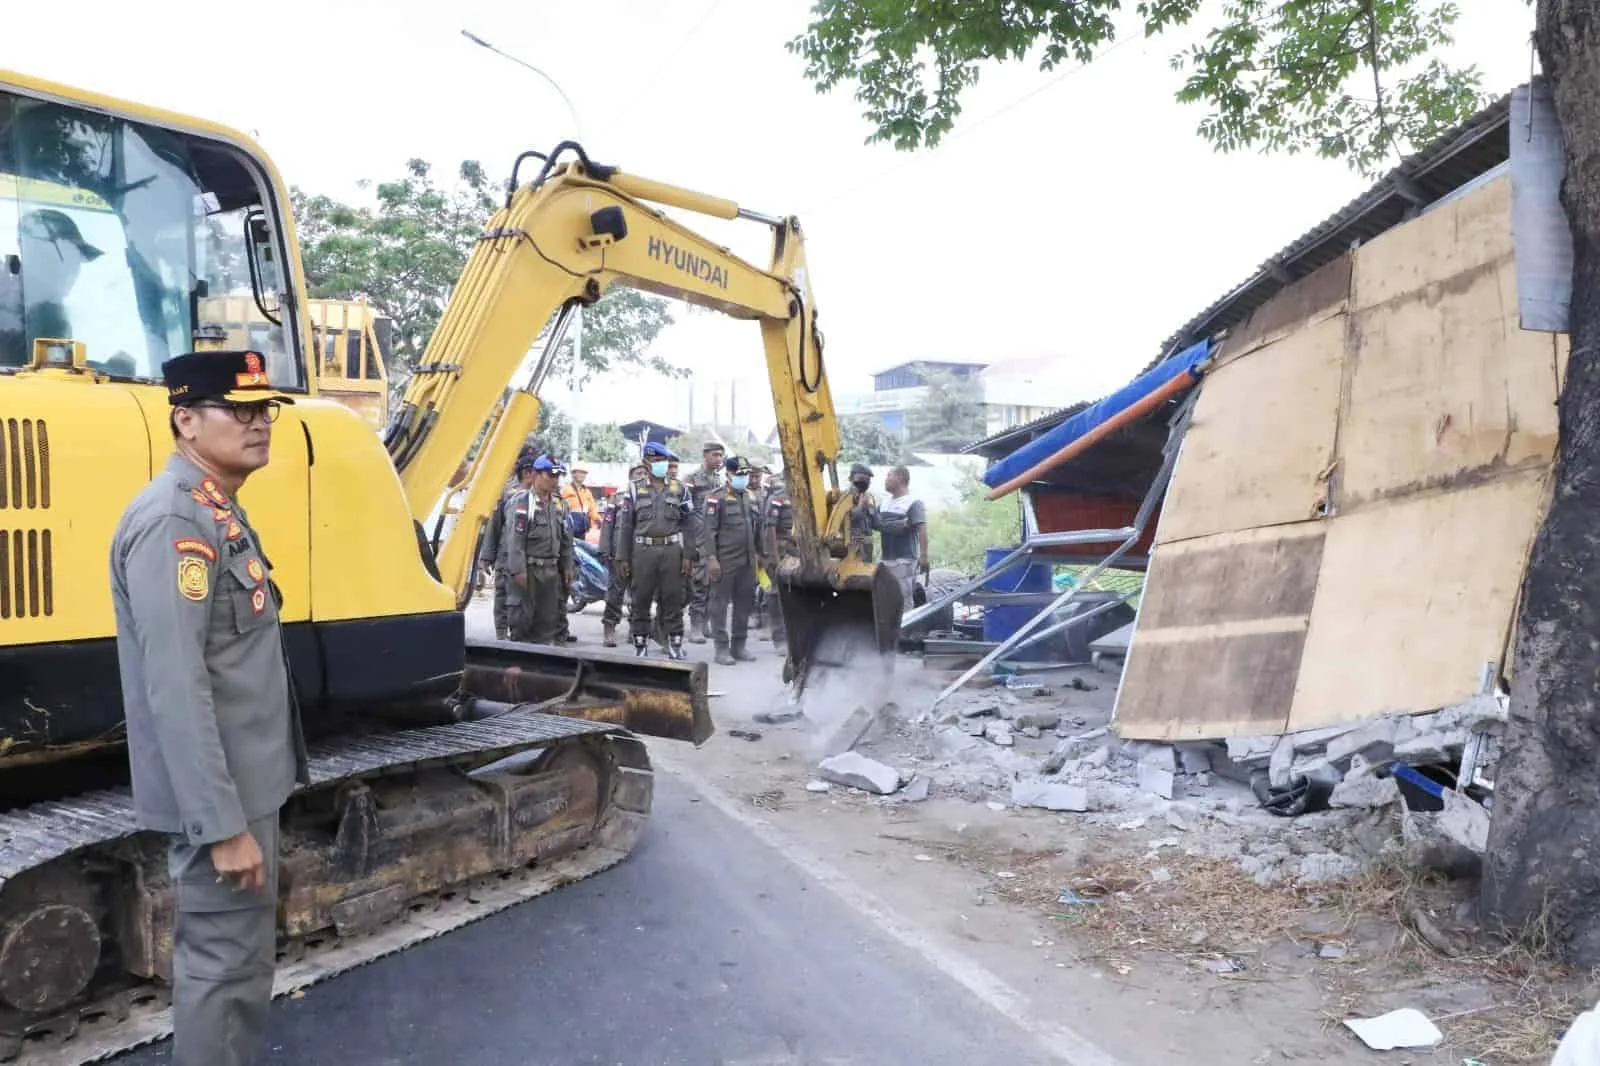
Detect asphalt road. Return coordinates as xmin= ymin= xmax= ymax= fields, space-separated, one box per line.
xmin=111 ymin=771 xmax=1057 ymax=1066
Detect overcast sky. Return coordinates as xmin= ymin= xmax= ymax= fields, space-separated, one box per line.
xmin=0 ymin=0 xmax=1538 ymax=436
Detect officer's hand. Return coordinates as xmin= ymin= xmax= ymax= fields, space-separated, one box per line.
xmin=681 ymin=556 xmax=693 ymax=579
xmin=512 ymin=572 xmax=527 ymax=590
xmin=707 ymin=557 xmax=723 ymax=583
xmin=619 ymin=561 xmax=631 ymax=581
xmin=211 ymin=830 xmax=266 ymax=894
xmin=920 ymin=558 xmax=931 ymax=577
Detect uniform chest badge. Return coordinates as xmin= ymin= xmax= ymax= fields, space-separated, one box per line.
xmin=226 ymin=520 xmax=244 ymax=541
xmin=246 ymin=558 xmax=265 ymax=583
xmin=212 ymin=507 xmax=232 ymax=523
xmin=177 ymin=555 xmax=209 ymax=602
xmin=250 ymin=586 xmax=267 ymax=615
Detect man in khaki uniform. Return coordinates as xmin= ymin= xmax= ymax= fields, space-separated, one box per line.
xmin=598 ymin=464 xmax=647 ymax=647
xmin=682 ymin=440 xmax=724 ymax=642
xmin=703 ymin=455 xmax=760 ymax=665
xmin=109 ymin=350 xmax=309 ymax=1066
xmin=500 ymin=454 xmax=574 ymax=645
xmin=479 ymin=447 xmax=538 ymax=639
xmin=616 ymin=441 xmax=699 ymax=660
xmin=761 ymin=471 xmax=793 ymax=654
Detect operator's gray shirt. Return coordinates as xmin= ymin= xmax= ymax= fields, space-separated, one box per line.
xmin=109 ymin=452 xmax=308 ymax=847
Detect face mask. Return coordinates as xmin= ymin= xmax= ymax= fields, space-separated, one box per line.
xmin=649 ymin=461 xmax=669 ymax=479
xmin=731 ymin=475 xmax=749 ymax=491
xmin=852 ymin=478 xmax=870 ymax=492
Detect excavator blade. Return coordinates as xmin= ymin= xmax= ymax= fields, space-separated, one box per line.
xmin=777 ymin=561 xmax=903 ymax=697
xmin=462 ymin=638 xmax=714 ymax=745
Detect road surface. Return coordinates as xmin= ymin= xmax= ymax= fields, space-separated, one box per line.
xmin=110 ymin=763 xmax=1059 ymax=1066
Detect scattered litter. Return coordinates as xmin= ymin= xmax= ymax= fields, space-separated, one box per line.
xmin=1342 ymin=1008 xmax=1443 ymax=1051
xmin=727 ymin=728 xmax=762 ymax=742
xmin=804 ymin=780 xmax=831 ymax=793
xmin=1318 ymin=942 xmax=1348 ymax=959
xmin=1005 ymin=675 xmax=1044 ymax=691
xmin=1057 ymin=889 xmax=1102 ymax=907
xmin=1202 ymin=957 xmax=1245 ymax=974
xmin=986 ymin=801 xmax=1008 ymax=812
xmin=995 ymin=871 xmax=1018 ymax=879
xmin=913 ymin=854 xmax=934 ymax=863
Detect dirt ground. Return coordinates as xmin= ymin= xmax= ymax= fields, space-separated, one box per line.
xmin=478 ymin=594 xmax=1589 ymax=1066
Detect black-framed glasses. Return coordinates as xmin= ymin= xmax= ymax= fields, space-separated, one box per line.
xmin=195 ymin=400 xmax=282 ymax=424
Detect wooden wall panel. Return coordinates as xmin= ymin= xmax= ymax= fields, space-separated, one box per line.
xmin=1287 ymin=471 xmax=1547 ymax=729
xmin=1115 ymin=524 xmax=1324 ymax=740
xmin=1156 ymin=313 xmax=1347 ymax=546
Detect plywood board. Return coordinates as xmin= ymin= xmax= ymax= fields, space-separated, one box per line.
xmin=1339 ymin=256 xmax=1561 ymax=506
xmin=1353 ymin=175 xmax=1513 ymax=310
xmin=1288 ymin=470 xmax=1548 ymax=729
xmin=1115 ymin=523 xmax=1325 ymax=740
xmin=1155 ymin=313 xmax=1346 ymax=546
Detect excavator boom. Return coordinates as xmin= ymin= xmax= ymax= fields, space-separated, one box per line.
xmin=387 ymin=145 xmax=903 ymax=683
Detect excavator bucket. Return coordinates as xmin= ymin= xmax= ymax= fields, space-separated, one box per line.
xmin=777 ymin=561 xmax=904 ymax=695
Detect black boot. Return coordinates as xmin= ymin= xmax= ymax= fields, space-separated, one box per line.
xmin=668 ymin=634 xmax=687 ymax=661
xmin=732 ymin=640 xmax=756 ymax=662
xmin=714 ymin=642 xmax=735 ymax=666
xmin=633 ymin=634 xmax=649 ymax=658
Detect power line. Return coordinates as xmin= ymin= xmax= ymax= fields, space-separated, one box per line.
xmin=800 ymin=37 xmax=1136 ymax=216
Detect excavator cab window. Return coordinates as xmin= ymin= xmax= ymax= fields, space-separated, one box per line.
xmin=0 ymin=88 xmax=305 ymax=388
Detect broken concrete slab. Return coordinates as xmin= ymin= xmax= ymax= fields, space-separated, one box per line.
xmin=984 ymin=721 xmax=1015 ymax=747
xmin=1325 ymin=720 xmax=1400 ymax=765
xmin=822 ymin=705 xmax=880 ymax=758
xmin=1013 ymin=710 xmax=1062 ymax=731
xmin=1176 ymin=744 xmax=1214 ymax=774
xmin=1330 ymin=770 xmax=1401 ymax=809
xmin=816 ymin=752 xmax=902 ymax=795
xmin=1011 ymin=780 xmax=1089 ymax=812
xmin=901 ymin=775 xmax=932 ymax=803
xmin=1139 ymin=764 xmax=1176 ymax=800
xmin=1439 ymin=789 xmax=1490 ymax=853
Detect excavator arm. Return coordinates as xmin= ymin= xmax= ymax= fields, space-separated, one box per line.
xmin=382 ymin=144 xmax=902 ymax=687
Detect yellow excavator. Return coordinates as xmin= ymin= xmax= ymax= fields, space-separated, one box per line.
xmin=0 ymin=70 xmax=899 ymax=1063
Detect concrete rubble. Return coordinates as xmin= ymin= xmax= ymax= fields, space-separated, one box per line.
xmin=816 ymin=752 xmax=902 ymax=796
xmin=868 ymin=667 xmax=1510 ymax=886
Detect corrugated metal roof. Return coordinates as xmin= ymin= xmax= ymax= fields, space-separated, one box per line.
xmin=964 ymin=92 xmax=1514 ymax=458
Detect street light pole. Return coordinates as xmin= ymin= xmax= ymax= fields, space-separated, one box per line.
xmin=459 ymin=30 xmax=584 ymax=140
xmin=461 ymin=28 xmax=589 ymax=465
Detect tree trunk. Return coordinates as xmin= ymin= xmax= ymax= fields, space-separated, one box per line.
xmin=1481 ymin=0 xmax=1600 ymax=961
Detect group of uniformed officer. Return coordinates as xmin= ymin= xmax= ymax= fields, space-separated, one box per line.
xmin=591 ymin=439 xmax=794 ymax=663
xmin=473 ymin=437 xmax=795 ymax=664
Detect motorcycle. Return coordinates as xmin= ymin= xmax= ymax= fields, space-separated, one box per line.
xmin=568 ymin=539 xmax=611 ymax=613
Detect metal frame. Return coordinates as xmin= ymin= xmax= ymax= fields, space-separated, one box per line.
xmin=917 ymin=392 xmax=1198 ymax=710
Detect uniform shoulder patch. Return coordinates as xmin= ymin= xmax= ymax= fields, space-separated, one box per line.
xmin=177 ymin=555 xmax=209 ymax=601
xmin=190 ymin=488 xmax=211 ymax=507
xmin=174 ymin=538 xmax=217 ymax=562
xmin=199 ymin=478 xmax=229 ymax=507
xmin=212 ymin=507 xmax=232 ymax=523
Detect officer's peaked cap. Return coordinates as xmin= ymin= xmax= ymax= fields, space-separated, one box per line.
xmin=163 ymin=350 xmax=296 ymax=407
xmin=849 ymin=463 xmax=872 ymax=479
xmin=702 ymin=440 xmax=724 ymax=454
xmin=643 ymin=441 xmax=678 ymax=461
xmin=530 ymin=454 xmax=559 ymax=473
xmin=723 ymin=455 xmax=752 ymax=476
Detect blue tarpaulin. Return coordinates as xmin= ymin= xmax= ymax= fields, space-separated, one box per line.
xmin=981 ymin=339 xmax=1212 ymax=489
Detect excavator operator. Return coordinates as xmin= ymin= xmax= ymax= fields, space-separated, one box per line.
xmin=616 ymin=441 xmax=699 ymax=660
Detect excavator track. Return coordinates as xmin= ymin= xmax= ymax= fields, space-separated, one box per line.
xmin=0 ymin=706 xmax=655 ymax=1066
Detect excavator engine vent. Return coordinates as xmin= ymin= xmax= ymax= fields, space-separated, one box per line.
xmin=0 ymin=418 xmax=51 ymax=511
xmin=0 ymin=528 xmax=54 ymax=617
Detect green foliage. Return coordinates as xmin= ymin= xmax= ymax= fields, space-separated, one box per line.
xmin=578 ymin=422 xmax=632 ymax=462
xmin=788 ymin=0 xmax=1488 ymax=174
xmin=904 ymin=371 xmax=986 ymax=452
xmin=926 ymin=475 xmax=1023 ymax=575
xmin=526 ymin=400 xmax=572 ymax=460
xmin=839 ymin=414 xmax=908 ymax=465
xmin=291 ymin=159 xmax=676 ymax=381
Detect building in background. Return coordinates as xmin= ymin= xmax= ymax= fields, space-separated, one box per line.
xmin=836 ymin=357 xmax=1078 ymax=440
